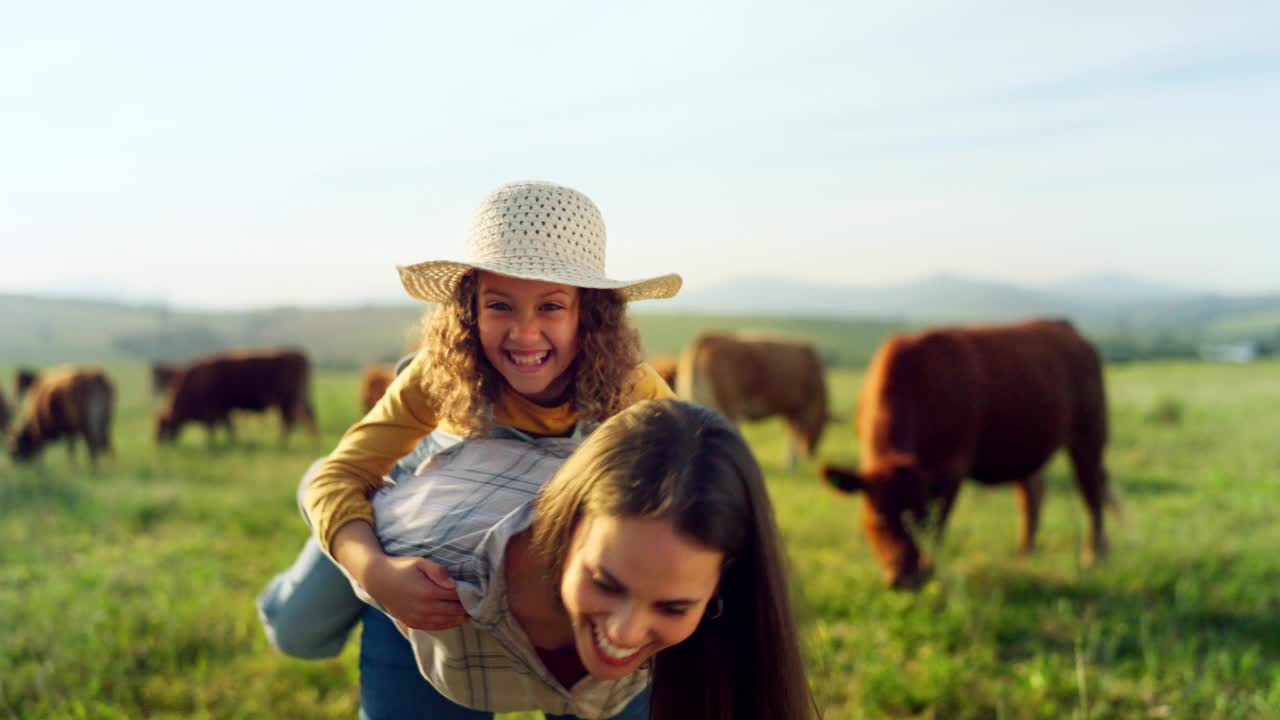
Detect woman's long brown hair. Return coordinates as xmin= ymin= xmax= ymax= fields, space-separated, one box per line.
xmin=532 ymin=399 xmax=819 ymax=720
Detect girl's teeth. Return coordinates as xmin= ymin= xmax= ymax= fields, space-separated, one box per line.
xmin=510 ymin=352 xmax=548 ymax=366
xmin=592 ymin=622 xmax=641 ymax=660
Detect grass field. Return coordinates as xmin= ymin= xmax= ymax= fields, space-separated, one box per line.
xmin=2 ymin=360 xmax=1279 ymax=719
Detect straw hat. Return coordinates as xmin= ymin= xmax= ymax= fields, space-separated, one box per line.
xmin=397 ymin=181 xmax=682 ymax=303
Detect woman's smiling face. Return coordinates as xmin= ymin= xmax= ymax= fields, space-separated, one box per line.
xmin=559 ymin=514 xmax=723 ymax=679
xmin=475 ymin=271 xmax=581 ymax=404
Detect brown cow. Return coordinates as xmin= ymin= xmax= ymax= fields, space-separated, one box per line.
xmin=360 ymin=363 xmax=395 ymax=413
xmin=7 ymin=367 xmax=115 ymax=468
xmin=150 ymin=362 xmax=182 ymax=396
xmin=821 ymin=319 xmax=1111 ymax=589
xmin=649 ymin=355 xmax=679 ymax=391
xmin=156 ymin=348 xmax=317 ymax=446
xmin=676 ymin=332 xmax=828 ymax=468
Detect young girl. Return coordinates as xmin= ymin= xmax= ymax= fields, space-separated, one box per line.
xmin=259 ymin=181 xmax=682 ymax=718
xmin=358 ymin=399 xmax=817 ymax=719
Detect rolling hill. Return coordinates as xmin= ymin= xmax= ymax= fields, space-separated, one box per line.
xmin=4 ymin=272 xmax=1278 ymax=368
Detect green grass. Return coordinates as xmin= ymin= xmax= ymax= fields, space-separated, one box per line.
xmin=3 ymin=361 xmax=1279 ymax=719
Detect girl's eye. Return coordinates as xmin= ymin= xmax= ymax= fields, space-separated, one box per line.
xmin=657 ymin=605 xmax=690 ymax=618
xmin=485 ymin=302 xmax=511 ymax=311
xmin=539 ymin=303 xmax=563 ymax=312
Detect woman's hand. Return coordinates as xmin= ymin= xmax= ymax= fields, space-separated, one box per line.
xmin=331 ymin=521 xmax=468 ymax=631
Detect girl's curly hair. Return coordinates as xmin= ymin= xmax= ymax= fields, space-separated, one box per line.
xmin=417 ymin=271 xmax=645 ymax=434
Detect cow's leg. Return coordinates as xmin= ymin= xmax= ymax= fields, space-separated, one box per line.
xmin=1015 ymin=471 xmax=1046 ymax=556
xmin=65 ymin=436 xmax=78 ymax=465
xmin=783 ymin=431 xmax=798 ymax=471
xmin=781 ymin=414 xmax=812 ymax=471
xmin=301 ymin=399 xmax=318 ymax=436
xmin=786 ymin=400 xmax=826 ymax=467
xmin=931 ymin=475 xmax=963 ymax=541
xmin=1068 ymin=443 xmax=1109 ymax=567
xmin=278 ymin=403 xmax=296 ymax=447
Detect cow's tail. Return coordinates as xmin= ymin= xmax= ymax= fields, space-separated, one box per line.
xmin=820 ymin=463 xmax=864 ymax=494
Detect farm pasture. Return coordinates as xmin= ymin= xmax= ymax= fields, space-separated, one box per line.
xmin=2 ymin=360 xmax=1278 ymax=719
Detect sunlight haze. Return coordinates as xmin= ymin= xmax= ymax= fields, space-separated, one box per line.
xmin=2 ymin=1 xmax=1277 ymax=309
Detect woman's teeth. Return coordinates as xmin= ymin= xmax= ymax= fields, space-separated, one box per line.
xmin=592 ymin=622 xmax=641 ymax=661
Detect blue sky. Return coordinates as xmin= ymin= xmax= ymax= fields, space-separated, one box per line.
xmin=2 ymin=1 xmax=1277 ymax=309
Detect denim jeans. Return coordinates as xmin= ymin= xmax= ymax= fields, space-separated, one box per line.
xmin=257 ymin=533 xmax=364 ymax=659
xmin=257 ymin=453 xmax=418 ymax=660
xmin=358 ymin=607 xmax=650 ymax=720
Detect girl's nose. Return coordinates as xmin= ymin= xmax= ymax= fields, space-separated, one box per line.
xmin=509 ymin=313 xmax=541 ymax=343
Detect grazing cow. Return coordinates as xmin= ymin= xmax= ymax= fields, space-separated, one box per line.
xmin=150 ymin=362 xmax=182 ymax=396
xmin=15 ymin=367 xmax=40 ymax=400
xmin=156 ymin=348 xmax=318 ymax=446
xmin=649 ymin=355 xmax=679 ymax=391
xmin=7 ymin=367 xmax=115 ymax=468
xmin=820 ymin=319 xmax=1111 ymax=589
xmin=676 ymin=332 xmax=828 ymax=467
xmin=360 ymin=363 xmax=395 ymax=413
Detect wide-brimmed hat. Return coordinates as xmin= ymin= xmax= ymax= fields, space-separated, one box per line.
xmin=397 ymin=180 xmax=682 ymax=303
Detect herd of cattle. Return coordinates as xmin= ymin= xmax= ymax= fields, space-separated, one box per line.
xmin=0 ymin=318 xmax=1113 ymax=589
xmin=0 ymin=349 xmax=318 ymax=469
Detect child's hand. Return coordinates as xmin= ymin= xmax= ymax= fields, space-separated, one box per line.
xmin=366 ymin=555 xmax=468 ymax=631
xmin=331 ymin=520 xmax=468 ymax=631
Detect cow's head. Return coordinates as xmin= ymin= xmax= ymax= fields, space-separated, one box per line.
xmin=150 ymin=364 xmax=179 ymax=395
xmin=15 ymin=368 xmax=39 ymax=400
xmin=7 ymin=425 xmax=42 ymax=462
xmin=155 ymin=410 xmax=178 ymax=445
xmin=821 ymin=455 xmax=932 ymax=589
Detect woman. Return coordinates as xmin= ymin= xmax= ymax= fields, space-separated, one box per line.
xmin=355 ymin=398 xmax=816 ymax=719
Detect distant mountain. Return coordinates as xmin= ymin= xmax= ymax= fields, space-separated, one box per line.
xmin=4 ymin=272 xmax=1279 ymax=367
xmin=0 ymin=293 xmax=905 ymax=370
xmin=0 ymin=294 xmax=425 ymax=368
xmin=667 ymin=272 xmax=1223 ymax=323
xmin=1046 ymin=273 xmax=1210 ymax=305
xmin=667 ymin=273 xmax=1046 ymax=320
xmin=661 ymin=272 xmax=1280 ymax=356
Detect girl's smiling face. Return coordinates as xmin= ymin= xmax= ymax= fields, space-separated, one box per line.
xmin=476 ymin=271 xmax=581 ymax=404
xmin=559 ymin=514 xmax=723 ymax=680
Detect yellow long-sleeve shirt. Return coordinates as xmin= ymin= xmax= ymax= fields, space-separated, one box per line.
xmin=305 ymin=354 xmax=674 ymax=554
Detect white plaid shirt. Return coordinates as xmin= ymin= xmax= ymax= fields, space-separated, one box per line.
xmin=355 ymin=427 xmax=650 ymax=718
